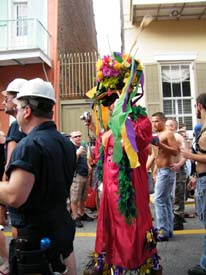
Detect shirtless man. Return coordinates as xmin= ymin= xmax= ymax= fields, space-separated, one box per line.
xmin=151 ymin=112 xmax=179 ymax=241
xmin=165 ymin=118 xmax=188 ymax=230
xmin=182 ymin=93 xmax=206 ymax=275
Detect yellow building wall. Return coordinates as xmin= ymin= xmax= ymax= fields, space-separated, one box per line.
xmin=124 ymin=19 xmax=206 ymax=63
xmin=122 ymin=0 xmax=206 ymax=63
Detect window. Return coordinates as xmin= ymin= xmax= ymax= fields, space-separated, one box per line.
xmin=14 ymin=2 xmax=28 ymax=36
xmin=161 ymin=64 xmax=193 ymax=131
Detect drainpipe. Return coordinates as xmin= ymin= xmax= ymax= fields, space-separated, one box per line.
xmin=120 ymin=0 xmax=125 ymax=53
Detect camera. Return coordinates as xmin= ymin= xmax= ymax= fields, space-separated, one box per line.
xmin=80 ymin=111 xmax=91 ymax=122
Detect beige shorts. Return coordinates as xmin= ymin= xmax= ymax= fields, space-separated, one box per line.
xmin=70 ymin=174 xmax=89 ymax=203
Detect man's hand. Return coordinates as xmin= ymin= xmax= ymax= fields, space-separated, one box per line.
xmin=181 ymin=148 xmax=192 ymax=159
xmin=170 ymin=162 xmax=181 ymax=172
xmin=77 ymin=146 xmax=86 ymax=157
xmin=187 ymin=176 xmax=197 ymax=191
xmin=84 ymin=119 xmax=96 ymax=134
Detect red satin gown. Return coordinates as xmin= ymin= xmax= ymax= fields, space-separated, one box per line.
xmin=95 ymin=115 xmax=157 ymax=269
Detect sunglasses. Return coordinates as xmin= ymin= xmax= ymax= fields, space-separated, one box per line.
xmin=72 ymin=135 xmax=82 ymax=138
xmin=3 ymin=97 xmax=14 ymax=103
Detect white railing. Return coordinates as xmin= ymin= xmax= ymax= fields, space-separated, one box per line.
xmin=0 ymin=18 xmax=51 ymax=57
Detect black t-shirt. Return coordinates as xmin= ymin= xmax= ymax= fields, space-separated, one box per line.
xmin=4 ymin=121 xmax=26 ymax=224
xmin=5 ymin=120 xmax=26 ymax=164
xmin=75 ymin=144 xmax=88 ymax=176
xmin=6 ymin=121 xmax=76 ymax=231
xmin=6 ymin=120 xmax=26 ymax=144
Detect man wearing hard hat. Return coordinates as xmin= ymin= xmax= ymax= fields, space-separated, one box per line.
xmin=0 ymin=78 xmax=77 ymax=275
xmin=0 ymin=78 xmax=27 ymax=275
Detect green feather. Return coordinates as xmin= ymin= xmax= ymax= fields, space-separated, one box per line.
xmin=113 ymin=52 xmax=123 ymax=63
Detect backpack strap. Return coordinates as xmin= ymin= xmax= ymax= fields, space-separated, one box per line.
xmin=195 ymin=127 xmax=206 ymax=154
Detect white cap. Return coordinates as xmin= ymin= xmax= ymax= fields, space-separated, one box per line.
xmin=17 ymin=78 xmax=56 ymax=103
xmin=2 ymin=78 xmax=28 ymax=96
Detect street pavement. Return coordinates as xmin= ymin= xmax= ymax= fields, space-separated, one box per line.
xmin=1 ymin=199 xmax=205 ymax=275
xmin=74 ymin=200 xmax=204 ymax=275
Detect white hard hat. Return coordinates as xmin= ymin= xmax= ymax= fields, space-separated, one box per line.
xmin=2 ymin=78 xmax=27 ymax=96
xmin=17 ymin=78 xmax=56 ymax=103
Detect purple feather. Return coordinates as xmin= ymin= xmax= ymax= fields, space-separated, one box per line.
xmin=125 ymin=118 xmax=138 ymax=152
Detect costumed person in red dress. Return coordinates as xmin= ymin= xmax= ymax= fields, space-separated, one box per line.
xmin=83 ymin=52 xmax=161 ymax=275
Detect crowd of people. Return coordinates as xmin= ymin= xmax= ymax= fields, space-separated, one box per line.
xmin=0 ymin=50 xmax=204 ymax=275
xmin=146 ymin=112 xmax=206 ymax=275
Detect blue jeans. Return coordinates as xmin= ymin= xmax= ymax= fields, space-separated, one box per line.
xmin=155 ymin=168 xmax=176 ymax=237
xmin=196 ymin=176 xmax=206 ymax=270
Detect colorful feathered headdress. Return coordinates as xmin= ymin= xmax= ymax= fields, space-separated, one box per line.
xmin=86 ymin=52 xmax=145 ymax=168
xmin=86 ymin=16 xmax=153 ymax=168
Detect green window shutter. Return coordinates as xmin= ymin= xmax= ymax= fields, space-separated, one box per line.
xmin=144 ymin=63 xmax=162 ymax=118
xmin=195 ymin=62 xmax=206 ymax=96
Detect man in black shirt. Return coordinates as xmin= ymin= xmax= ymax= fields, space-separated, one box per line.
xmin=2 ymin=78 xmax=27 ymax=181
xmin=0 ymin=78 xmax=77 ymax=275
xmin=0 ymin=78 xmax=26 ymax=275
xmin=70 ymin=131 xmax=94 ymax=228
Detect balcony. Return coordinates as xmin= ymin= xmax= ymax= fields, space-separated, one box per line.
xmin=131 ymin=0 xmax=206 ymax=23
xmin=0 ymin=18 xmax=51 ymax=67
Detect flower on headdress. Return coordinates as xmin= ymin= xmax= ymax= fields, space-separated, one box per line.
xmin=122 ymin=53 xmax=131 ymax=62
xmin=113 ymin=62 xmax=121 ymax=71
xmin=108 ymin=89 xmax=112 ymax=96
xmin=96 ymin=60 xmax=104 ymax=71
xmin=97 ymin=71 xmax=103 ymax=81
xmin=95 ymin=52 xmax=142 ymax=100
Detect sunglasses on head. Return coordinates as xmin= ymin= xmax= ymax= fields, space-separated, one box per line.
xmin=72 ymin=135 xmax=82 ymax=138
